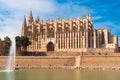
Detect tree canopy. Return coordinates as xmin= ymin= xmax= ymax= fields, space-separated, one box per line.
xmin=15 ymin=36 xmax=31 ymax=55
xmin=0 ymin=36 xmax=11 ymax=56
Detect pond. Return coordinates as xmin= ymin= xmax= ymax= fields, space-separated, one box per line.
xmin=0 ymin=69 xmax=120 ymax=80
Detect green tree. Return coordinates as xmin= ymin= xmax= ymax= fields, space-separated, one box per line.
xmin=4 ymin=36 xmax=11 ymax=55
xmin=30 ymin=33 xmax=38 ymax=56
xmin=4 ymin=36 xmax=11 ymax=48
xmin=0 ymin=39 xmax=4 ymax=55
xmin=15 ymin=36 xmax=31 ymax=55
xmin=16 ymin=36 xmax=21 ymax=48
xmin=15 ymin=36 xmax=22 ymax=55
xmin=21 ymin=36 xmax=31 ymax=51
xmin=0 ymin=36 xmax=11 ymax=56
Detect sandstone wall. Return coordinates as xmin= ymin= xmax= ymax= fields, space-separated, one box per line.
xmin=1 ymin=55 xmax=120 ymax=69
xmin=0 ymin=57 xmax=7 ymax=68
xmin=86 ymin=48 xmax=115 ymax=53
xmin=81 ymin=55 xmax=120 ymax=67
xmin=0 ymin=56 xmax=75 ymax=68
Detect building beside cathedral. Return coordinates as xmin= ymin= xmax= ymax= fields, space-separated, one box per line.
xmin=21 ymin=11 xmax=118 ymax=53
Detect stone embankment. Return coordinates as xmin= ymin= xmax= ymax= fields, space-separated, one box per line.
xmin=0 ymin=53 xmax=120 ymax=70
xmin=0 ymin=56 xmax=75 ymax=69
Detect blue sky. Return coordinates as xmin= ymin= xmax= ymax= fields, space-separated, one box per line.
xmin=0 ymin=0 xmax=120 ymax=43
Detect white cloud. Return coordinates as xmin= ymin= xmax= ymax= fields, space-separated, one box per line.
xmin=92 ymin=16 xmax=102 ymax=21
xmin=94 ymin=21 xmax=112 ymax=29
xmin=0 ymin=0 xmax=100 ymax=40
xmin=94 ymin=21 xmax=120 ymax=44
xmin=94 ymin=21 xmax=117 ymax=35
xmin=0 ymin=0 xmax=119 ymax=44
xmin=52 ymin=2 xmax=93 ymax=18
xmin=0 ymin=0 xmax=57 ymax=39
xmin=0 ymin=0 xmax=57 ymax=13
xmin=0 ymin=18 xmax=21 ymax=39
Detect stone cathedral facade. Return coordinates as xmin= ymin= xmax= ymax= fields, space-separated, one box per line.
xmin=22 ymin=11 xmax=118 ymax=53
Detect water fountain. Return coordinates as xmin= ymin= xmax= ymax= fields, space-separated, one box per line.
xmin=0 ymin=38 xmax=16 ymax=80
xmin=5 ymin=38 xmax=16 ymax=72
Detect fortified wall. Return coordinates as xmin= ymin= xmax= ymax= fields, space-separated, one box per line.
xmin=1 ymin=55 xmax=120 ymax=69
xmin=0 ymin=56 xmax=75 ymax=68
xmin=81 ymin=55 xmax=120 ymax=68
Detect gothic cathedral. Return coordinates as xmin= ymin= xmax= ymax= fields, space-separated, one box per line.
xmin=22 ymin=11 xmax=118 ymax=53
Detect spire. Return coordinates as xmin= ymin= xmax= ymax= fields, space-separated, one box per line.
xmin=35 ymin=16 xmax=40 ymax=23
xmin=28 ymin=10 xmax=33 ymax=24
xmin=37 ymin=16 xmax=40 ymax=21
xmin=86 ymin=13 xmax=92 ymax=22
xmin=22 ymin=16 xmax=27 ymax=36
xmin=30 ymin=10 xmax=33 ymax=18
xmin=23 ymin=16 xmax=27 ymax=26
xmin=86 ymin=13 xmax=90 ymax=19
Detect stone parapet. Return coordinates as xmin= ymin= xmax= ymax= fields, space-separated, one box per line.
xmin=0 ymin=54 xmax=120 ymax=69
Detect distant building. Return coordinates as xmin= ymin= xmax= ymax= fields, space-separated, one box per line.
xmin=21 ymin=11 xmax=118 ymax=53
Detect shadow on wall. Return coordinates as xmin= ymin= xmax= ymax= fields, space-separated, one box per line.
xmin=20 ymin=52 xmax=47 ymax=56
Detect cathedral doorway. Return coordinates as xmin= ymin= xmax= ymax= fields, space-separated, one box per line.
xmin=47 ymin=42 xmax=54 ymax=51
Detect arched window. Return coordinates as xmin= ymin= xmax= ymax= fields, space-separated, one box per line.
xmin=102 ymin=32 xmax=105 ymax=44
xmin=47 ymin=28 xmax=54 ymax=38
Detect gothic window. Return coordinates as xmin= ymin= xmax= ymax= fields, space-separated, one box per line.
xmin=88 ymin=29 xmax=91 ymax=48
xmin=82 ymin=30 xmax=84 ymax=36
xmin=69 ymin=34 xmax=70 ymax=48
xmin=58 ymin=40 xmax=60 ymax=49
xmin=52 ymin=31 xmax=54 ymax=37
xmin=58 ymin=32 xmax=60 ymax=38
xmin=76 ymin=38 xmax=78 ymax=48
xmin=50 ymin=29 xmax=54 ymax=38
xmin=41 ymin=29 xmax=44 ymax=38
xmin=43 ymin=29 xmax=45 ymax=40
xmin=108 ymin=32 xmax=111 ymax=43
xmin=92 ymin=32 xmax=94 ymax=48
xmin=65 ymin=26 xmax=70 ymax=38
xmin=102 ymin=32 xmax=105 ymax=44
xmin=74 ymin=39 xmax=75 ymax=48
xmin=74 ymin=31 xmax=75 ymax=37
xmin=96 ymin=32 xmax=97 ymax=36
xmin=47 ymin=28 xmax=54 ymax=38
xmin=27 ymin=31 xmax=31 ymax=36
xmin=92 ymin=33 xmax=94 ymax=37
xmin=84 ymin=21 xmax=86 ymax=27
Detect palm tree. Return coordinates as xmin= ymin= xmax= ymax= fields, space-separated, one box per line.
xmin=30 ymin=33 xmax=38 ymax=56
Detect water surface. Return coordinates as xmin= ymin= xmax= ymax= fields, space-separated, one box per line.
xmin=0 ymin=69 xmax=120 ymax=80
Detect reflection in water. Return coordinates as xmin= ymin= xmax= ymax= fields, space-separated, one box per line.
xmin=79 ymin=71 xmax=120 ymax=80
xmin=1 ymin=69 xmax=120 ymax=80
xmin=75 ymin=70 xmax=81 ymax=80
xmin=5 ymin=72 xmax=14 ymax=80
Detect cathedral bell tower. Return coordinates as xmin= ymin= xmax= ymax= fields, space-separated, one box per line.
xmin=28 ymin=10 xmax=33 ymax=24
xmin=21 ymin=16 xmax=27 ymax=36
